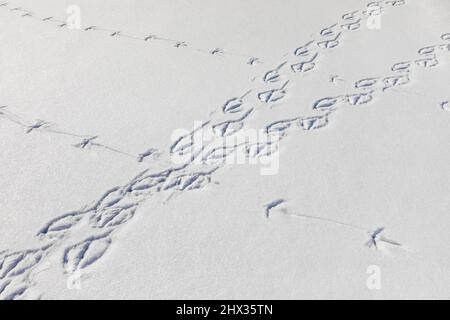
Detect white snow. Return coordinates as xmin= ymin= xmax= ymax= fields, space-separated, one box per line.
xmin=1 ymin=0 xmax=449 ymax=299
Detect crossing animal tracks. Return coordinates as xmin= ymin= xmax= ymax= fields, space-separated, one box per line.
xmin=2 ymin=0 xmax=450 ymax=299
xmin=0 ymin=1 xmax=268 ymax=66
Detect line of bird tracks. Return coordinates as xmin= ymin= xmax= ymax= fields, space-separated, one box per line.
xmin=1 ymin=0 xmax=449 ymax=299
xmin=0 ymin=1 xmax=266 ymax=66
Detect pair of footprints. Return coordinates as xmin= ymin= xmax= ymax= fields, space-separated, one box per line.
xmin=264 ymin=52 xmax=320 ymax=82
xmin=310 ymin=73 xmax=410 ymax=113
xmin=265 ymin=114 xmax=330 ymax=138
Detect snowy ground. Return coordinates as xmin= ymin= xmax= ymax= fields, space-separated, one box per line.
xmin=1 ymin=0 xmax=449 ymax=300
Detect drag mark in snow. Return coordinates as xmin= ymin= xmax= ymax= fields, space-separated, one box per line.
xmin=0 ymin=106 xmax=166 ymax=167
xmin=293 ymin=40 xmax=315 ymax=57
xmin=1 ymin=0 xmax=433 ymax=299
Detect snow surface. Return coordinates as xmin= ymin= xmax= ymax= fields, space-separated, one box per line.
xmin=0 ymin=0 xmax=449 ymax=299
